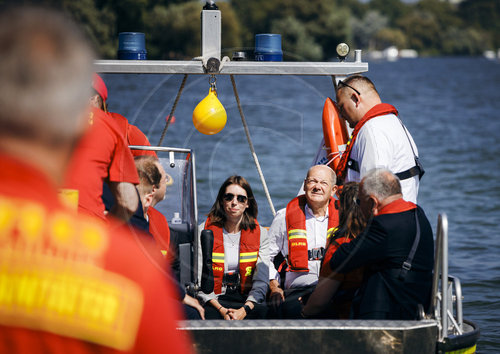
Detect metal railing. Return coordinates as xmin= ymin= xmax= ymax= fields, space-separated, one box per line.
xmin=430 ymin=213 xmax=464 ymax=342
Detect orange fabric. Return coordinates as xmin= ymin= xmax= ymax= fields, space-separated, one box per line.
xmin=320 ymin=236 xmax=352 ymax=278
xmin=378 ymin=198 xmax=416 ymax=216
xmin=147 ymin=207 xmax=171 ymax=259
xmin=0 ymin=153 xmax=192 ymax=354
xmin=205 ymin=218 xmax=261 ymax=295
xmin=285 ymin=195 xmax=339 ymax=272
xmin=64 ymin=107 xmax=139 ymax=220
xmin=335 ymin=103 xmax=399 ymax=183
xmin=322 ymin=97 xmax=349 ymax=170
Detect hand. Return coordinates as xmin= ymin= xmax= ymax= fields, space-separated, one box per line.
xmin=218 ymin=306 xmax=231 ymax=320
xmin=269 ymin=280 xmax=285 ymax=310
xmin=182 ymin=295 xmax=205 ymax=320
xmin=227 ymin=307 xmax=246 ymax=320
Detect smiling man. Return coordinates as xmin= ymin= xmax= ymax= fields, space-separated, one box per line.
xmin=268 ymin=165 xmax=339 ymax=318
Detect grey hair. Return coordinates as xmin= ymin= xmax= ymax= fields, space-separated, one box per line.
xmin=306 ymin=164 xmax=337 ymax=186
xmin=361 ymin=168 xmax=401 ymax=201
xmin=0 ymin=6 xmax=94 ymax=145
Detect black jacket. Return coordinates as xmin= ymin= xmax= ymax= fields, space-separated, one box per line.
xmin=330 ymin=205 xmax=434 ymax=320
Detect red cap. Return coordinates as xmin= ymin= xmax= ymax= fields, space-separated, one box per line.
xmin=92 ymin=73 xmax=108 ymax=102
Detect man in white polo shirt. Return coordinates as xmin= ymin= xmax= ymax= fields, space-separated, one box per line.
xmin=335 ymin=75 xmax=423 ymax=203
xmin=268 ymin=165 xmax=339 ymax=318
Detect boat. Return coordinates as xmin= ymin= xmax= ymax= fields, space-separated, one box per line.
xmin=95 ymin=3 xmax=480 ymax=353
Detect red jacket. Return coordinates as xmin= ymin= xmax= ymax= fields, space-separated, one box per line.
xmin=64 ymin=107 xmax=139 ymax=220
xmin=0 ymin=153 xmax=192 ymax=353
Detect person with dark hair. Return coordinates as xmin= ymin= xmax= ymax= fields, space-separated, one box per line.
xmin=329 ymin=169 xmax=434 ymax=320
xmin=302 ymin=182 xmax=367 ymax=318
xmin=335 ymin=75 xmax=422 ymax=203
xmin=0 ymin=5 xmax=191 ymax=352
xmin=197 ymin=176 xmax=269 ymax=319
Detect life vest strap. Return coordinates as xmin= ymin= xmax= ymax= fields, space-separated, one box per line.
xmin=347 ymin=158 xmax=360 ymax=172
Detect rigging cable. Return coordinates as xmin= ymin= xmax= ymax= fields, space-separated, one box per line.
xmin=230 ymin=74 xmax=276 ymax=217
xmin=157 ymin=73 xmax=189 ymax=146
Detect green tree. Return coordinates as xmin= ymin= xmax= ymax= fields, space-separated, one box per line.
xmin=351 ymin=10 xmax=388 ymax=50
xmin=271 ymin=17 xmax=322 ymax=61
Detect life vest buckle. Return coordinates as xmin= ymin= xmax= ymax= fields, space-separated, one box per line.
xmin=223 ymin=272 xmax=240 ymax=293
xmin=308 ymin=247 xmax=326 ymax=261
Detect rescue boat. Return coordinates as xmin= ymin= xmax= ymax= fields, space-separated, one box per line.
xmin=95 ymin=3 xmax=480 ymax=353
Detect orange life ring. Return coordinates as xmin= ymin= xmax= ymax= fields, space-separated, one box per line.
xmin=322 ymin=97 xmax=349 ymax=170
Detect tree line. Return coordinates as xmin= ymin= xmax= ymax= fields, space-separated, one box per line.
xmin=8 ymin=0 xmax=499 ymax=60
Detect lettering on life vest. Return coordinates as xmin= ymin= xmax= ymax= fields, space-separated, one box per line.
xmin=245 ymin=266 xmax=253 ymax=277
xmin=291 ymin=242 xmax=307 ymax=247
xmin=213 ymin=265 xmax=223 ymax=272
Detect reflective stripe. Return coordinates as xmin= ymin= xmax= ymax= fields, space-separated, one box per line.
xmin=288 ymin=229 xmax=307 ymax=239
xmin=327 ymin=227 xmax=338 ymax=239
xmin=240 ymin=251 xmax=258 ymax=263
xmin=212 ymin=252 xmax=224 ymax=263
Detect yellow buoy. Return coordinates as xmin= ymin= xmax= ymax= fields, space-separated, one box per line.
xmin=192 ymin=88 xmax=227 ymax=135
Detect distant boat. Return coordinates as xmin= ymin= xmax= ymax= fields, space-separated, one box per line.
xmin=368 ymin=46 xmax=418 ymax=61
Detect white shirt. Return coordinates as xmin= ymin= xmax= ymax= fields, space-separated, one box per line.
xmin=346 ymin=113 xmax=420 ymax=203
xmin=268 ymin=204 xmax=329 ymax=289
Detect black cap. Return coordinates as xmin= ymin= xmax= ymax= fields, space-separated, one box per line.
xmin=203 ymin=1 xmax=218 ymax=10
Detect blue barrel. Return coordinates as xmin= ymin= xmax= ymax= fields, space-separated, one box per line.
xmin=118 ymin=32 xmax=147 ymax=60
xmin=255 ymin=34 xmax=283 ymax=61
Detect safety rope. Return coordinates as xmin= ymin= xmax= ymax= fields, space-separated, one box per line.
xmin=230 ymin=75 xmax=276 ymax=217
xmin=157 ymin=74 xmax=188 ymax=146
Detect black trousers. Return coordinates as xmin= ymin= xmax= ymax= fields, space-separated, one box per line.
xmin=267 ymin=286 xmax=316 ymax=319
xmin=203 ymin=291 xmax=267 ymax=319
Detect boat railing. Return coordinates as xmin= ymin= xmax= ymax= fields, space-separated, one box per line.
xmin=430 ymin=213 xmax=465 ymax=342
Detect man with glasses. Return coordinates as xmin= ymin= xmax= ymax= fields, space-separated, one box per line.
xmin=335 ymin=75 xmax=422 ymax=203
xmin=328 ymin=169 xmax=433 ymax=320
xmin=268 ymin=165 xmax=339 ymax=318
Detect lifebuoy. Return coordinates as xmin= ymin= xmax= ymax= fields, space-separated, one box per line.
xmin=322 ymin=97 xmax=349 ymax=170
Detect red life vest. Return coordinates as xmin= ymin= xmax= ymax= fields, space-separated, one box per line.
xmin=320 ymin=234 xmax=353 ymax=278
xmin=285 ymin=195 xmax=339 ymax=272
xmin=205 ymin=217 xmax=261 ymax=295
xmin=336 ymin=103 xmax=399 ymax=183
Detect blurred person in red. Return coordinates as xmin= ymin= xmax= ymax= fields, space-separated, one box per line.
xmin=64 ymin=71 xmax=140 ymax=222
xmin=0 ymin=5 xmax=192 ymax=353
xmin=92 ymin=73 xmax=156 ymax=157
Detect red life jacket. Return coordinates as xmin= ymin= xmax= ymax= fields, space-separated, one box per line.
xmin=205 ymin=217 xmax=261 ymax=295
xmin=336 ymin=103 xmax=399 ymax=183
xmin=320 ymin=234 xmax=353 ymax=278
xmin=285 ymin=195 xmax=339 ymax=272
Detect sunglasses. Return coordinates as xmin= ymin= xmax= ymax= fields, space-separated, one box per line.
xmin=338 ymin=80 xmax=361 ymax=96
xmin=223 ymin=193 xmax=248 ymax=203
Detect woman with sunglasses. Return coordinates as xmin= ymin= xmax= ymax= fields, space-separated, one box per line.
xmin=197 ymin=175 xmax=269 ymax=319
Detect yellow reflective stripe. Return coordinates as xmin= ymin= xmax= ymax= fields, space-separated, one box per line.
xmin=212 ymin=252 xmax=224 ymax=263
xmin=327 ymin=227 xmax=339 ymax=239
xmin=240 ymin=252 xmax=258 ymax=263
xmin=288 ymin=229 xmax=307 ymax=237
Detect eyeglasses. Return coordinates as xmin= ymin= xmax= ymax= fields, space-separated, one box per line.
xmin=305 ymin=178 xmax=330 ymax=188
xmin=223 ymin=193 xmax=248 ymax=203
xmin=338 ymin=80 xmax=361 ymax=96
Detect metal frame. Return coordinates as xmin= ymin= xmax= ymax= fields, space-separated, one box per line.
xmin=94 ymin=59 xmax=368 ymax=76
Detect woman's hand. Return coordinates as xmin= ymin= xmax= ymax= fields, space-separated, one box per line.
xmin=218 ymin=306 xmax=231 ymax=320
xmin=182 ymin=294 xmax=205 ymax=320
xmin=227 ymin=307 xmax=246 ymax=320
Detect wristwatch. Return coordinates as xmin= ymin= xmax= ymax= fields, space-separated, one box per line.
xmin=243 ymin=304 xmax=252 ymax=314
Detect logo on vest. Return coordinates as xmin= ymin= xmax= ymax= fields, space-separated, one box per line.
xmin=245 ymin=266 xmax=253 ymax=276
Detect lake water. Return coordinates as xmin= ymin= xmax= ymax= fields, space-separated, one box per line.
xmin=103 ymin=56 xmax=500 ymax=352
